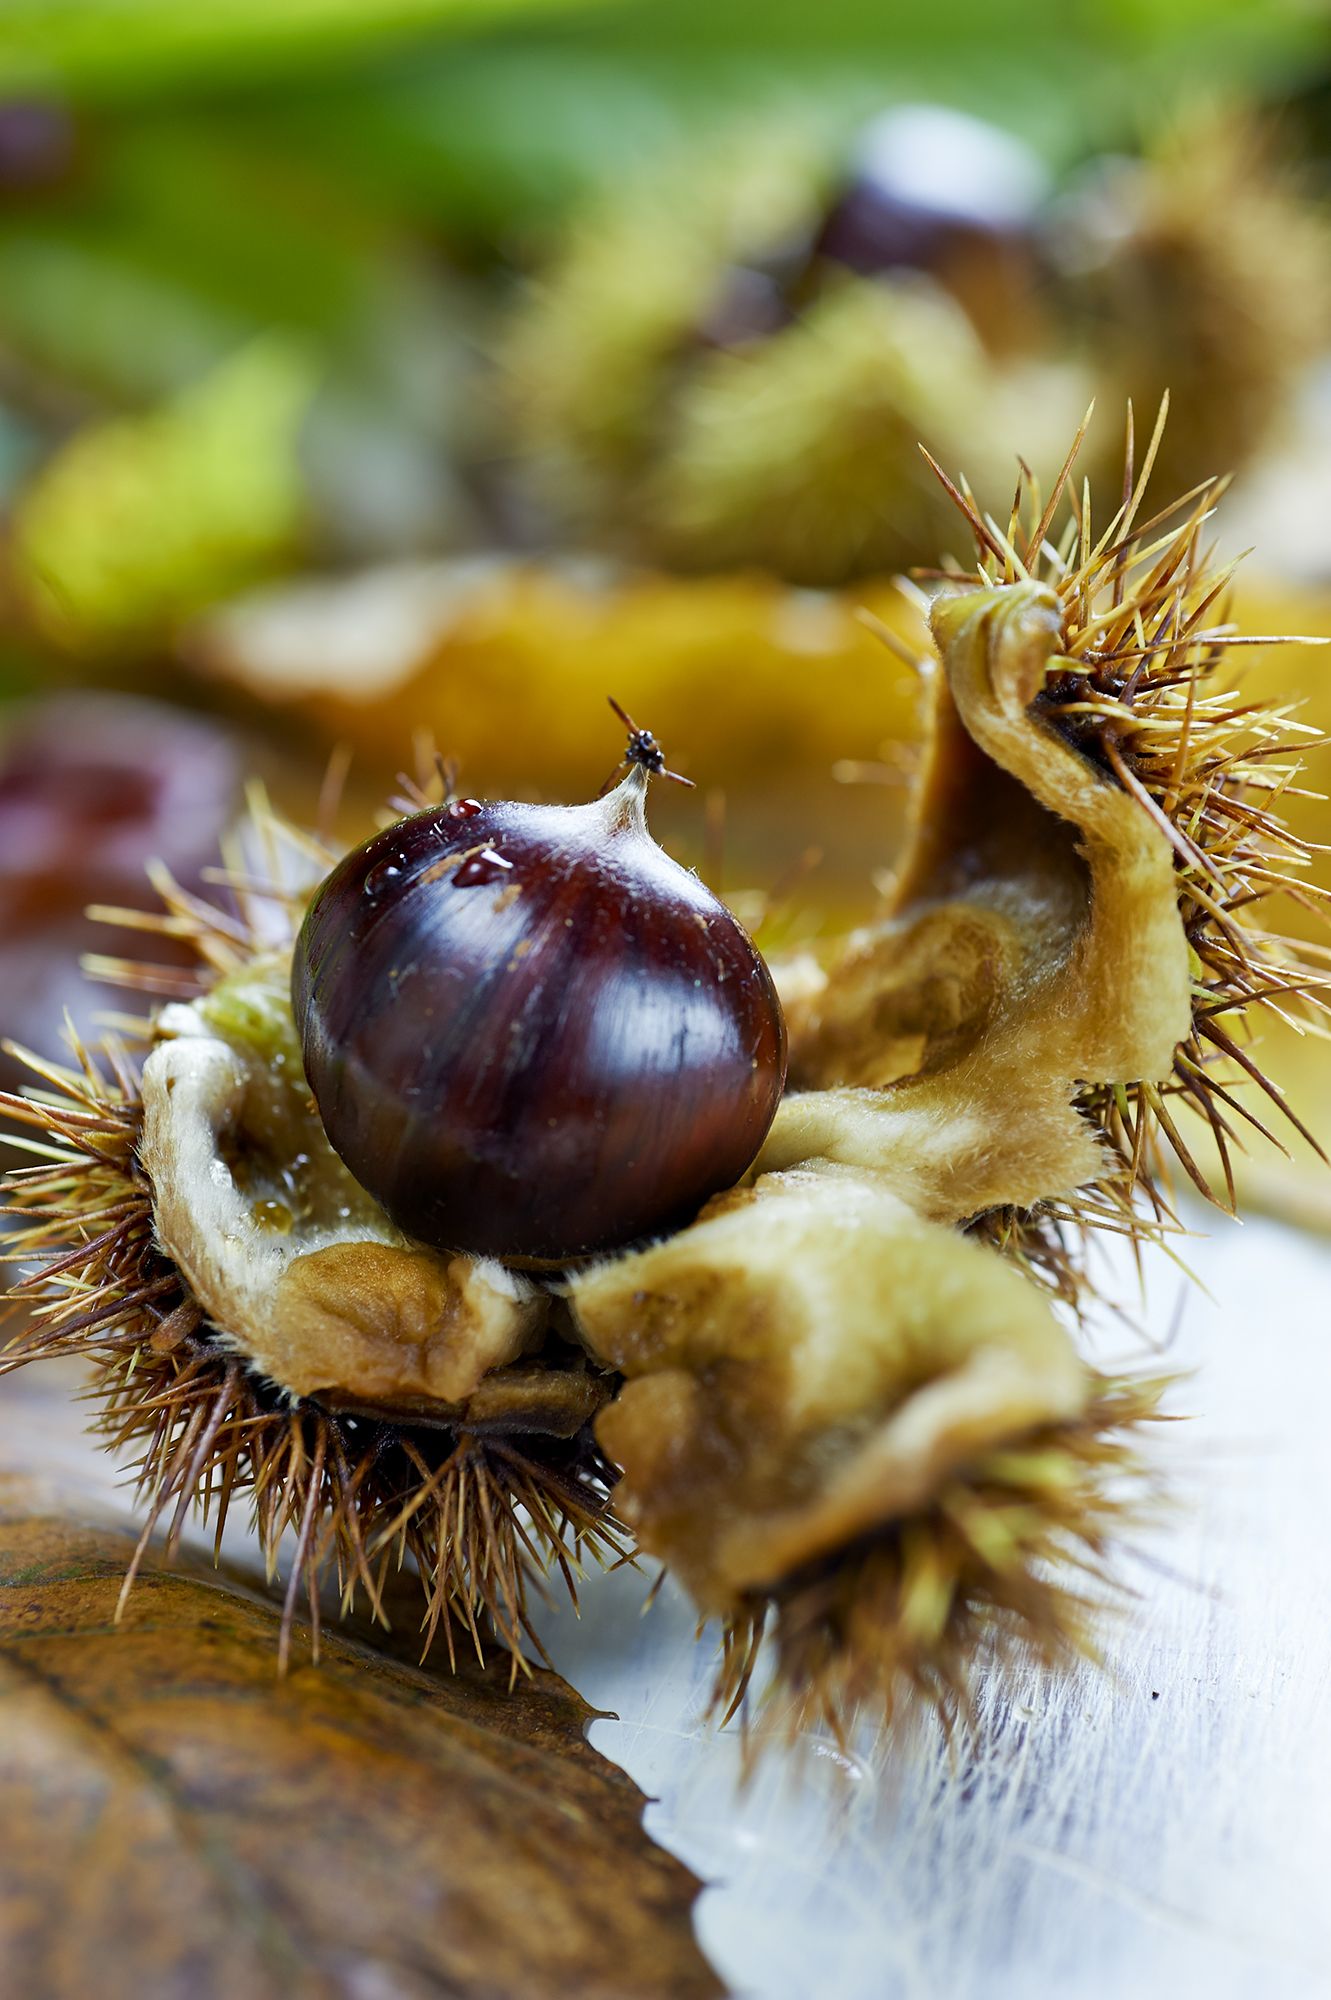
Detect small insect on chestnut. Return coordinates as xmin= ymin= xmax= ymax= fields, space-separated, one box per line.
xmin=292 ymin=702 xmax=788 ymax=1263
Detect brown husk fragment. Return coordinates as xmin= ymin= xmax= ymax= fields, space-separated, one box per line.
xmin=568 ymin=407 xmax=1327 ymax=1731
xmin=137 ymin=983 xmax=549 ymax=1408
xmin=574 ymin=1169 xmax=1121 ymax=1617
xmin=718 ymin=1374 xmax=1164 ymax=1733
xmin=0 ymin=1376 xmax=721 ymax=2000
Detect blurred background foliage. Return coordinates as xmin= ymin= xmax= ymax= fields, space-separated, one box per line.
xmin=2 ymin=0 xmax=1327 ymax=658
xmin=2 ymin=0 xmax=1327 ymax=558
xmin=1 ymin=0 xmax=1325 ymax=219
xmin=2 ymin=0 xmax=1331 ymax=1205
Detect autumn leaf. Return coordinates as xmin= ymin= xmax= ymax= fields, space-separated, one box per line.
xmin=0 ymin=1381 xmax=722 ymax=2000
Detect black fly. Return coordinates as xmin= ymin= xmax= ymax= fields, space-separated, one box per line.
xmin=601 ymin=695 xmax=696 ymax=794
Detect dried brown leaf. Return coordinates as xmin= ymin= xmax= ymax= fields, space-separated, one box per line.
xmin=0 ymin=1381 xmax=721 ymax=2000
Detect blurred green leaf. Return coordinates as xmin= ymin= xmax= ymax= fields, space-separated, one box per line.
xmin=0 ymin=111 xmax=480 ymax=438
xmin=0 ymin=650 xmax=42 ymax=704
xmin=0 ymin=0 xmax=618 ymax=99
xmin=181 ymin=0 xmax=1331 ymax=241
xmin=10 ymin=338 xmax=318 ymax=648
xmin=2 ymin=0 xmax=1325 ymax=630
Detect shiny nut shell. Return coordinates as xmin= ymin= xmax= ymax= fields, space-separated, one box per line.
xmin=293 ymin=782 xmax=787 ymax=1262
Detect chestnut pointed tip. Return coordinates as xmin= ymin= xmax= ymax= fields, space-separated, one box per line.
xmin=599 ymin=762 xmax=652 ymax=831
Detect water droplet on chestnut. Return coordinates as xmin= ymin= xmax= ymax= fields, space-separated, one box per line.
xmin=362 ymin=858 xmax=403 ymax=900
xmin=452 ymin=846 xmax=514 ymax=889
xmin=292 ymin=721 xmax=787 ymax=1263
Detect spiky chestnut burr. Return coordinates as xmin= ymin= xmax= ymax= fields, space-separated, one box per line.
xmin=646 ymin=279 xmax=1070 ymax=587
xmin=499 ymin=124 xmax=1082 ymax=583
xmin=567 ymin=405 xmax=1331 ymax=1738
xmin=0 ymin=776 xmax=629 ymax=1675
xmin=1052 ymin=109 xmax=1330 ymax=504
xmin=0 ymin=1025 xmax=625 ymax=1675
xmin=3 ymin=414 xmax=1326 ymax=1744
xmin=498 ymin=125 xmax=827 ymax=530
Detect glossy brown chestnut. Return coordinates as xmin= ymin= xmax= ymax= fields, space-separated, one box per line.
xmin=292 ymin=763 xmax=787 ymax=1263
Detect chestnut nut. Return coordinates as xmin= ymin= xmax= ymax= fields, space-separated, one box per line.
xmin=292 ymin=714 xmax=788 ymax=1263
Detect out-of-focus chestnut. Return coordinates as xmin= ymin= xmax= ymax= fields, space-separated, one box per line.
xmin=292 ymin=710 xmax=788 ymax=1264
xmin=0 ymin=695 xmax=239 ymax=1100
xmin=811 ymin=105 xmax=1050 ymax=352
xmin=0 ymin=694 xmax=237 ymax=928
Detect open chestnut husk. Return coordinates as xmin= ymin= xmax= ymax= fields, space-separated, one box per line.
xmin=7 ymin=415 xmax=1324 ymax=1744
xmin=292 ymin=717 xmax=788 ymax=1263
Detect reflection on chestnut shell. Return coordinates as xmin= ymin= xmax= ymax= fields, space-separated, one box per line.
xmin=293 ymin=769 xmax=787 ymax=1263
